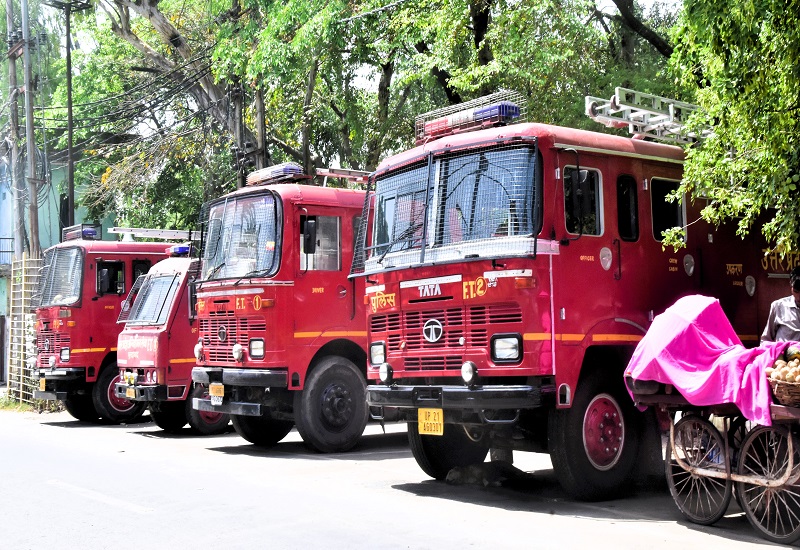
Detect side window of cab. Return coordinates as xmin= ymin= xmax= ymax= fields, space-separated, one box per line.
xmin=300 ymin=215 xmax=341 ymax=271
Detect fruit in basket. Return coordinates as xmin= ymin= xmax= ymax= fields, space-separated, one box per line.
xmin=786 ymin=345 xmax=800 ymax=362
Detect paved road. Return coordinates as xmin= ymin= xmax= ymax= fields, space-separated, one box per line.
xmin=0 ymin=409 xmax=786 ymax=549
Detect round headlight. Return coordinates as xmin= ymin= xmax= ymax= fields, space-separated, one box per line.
xmin=378 ymin=363 xmax=393 ymax=384
xmin=48 ymin=355 xmax=56 ymax=367
xmin=194 ymin=340 xmax=204 ymax=361
xmin=232 ymin=343 xmax=244 ymax=362
xmin=461 ymin=361 xmax=478 ymax=384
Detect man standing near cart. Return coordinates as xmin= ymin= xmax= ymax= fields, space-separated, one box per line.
xmin=761 ymin=266 xmax=800 ymax=344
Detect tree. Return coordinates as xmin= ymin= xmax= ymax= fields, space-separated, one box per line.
xmin=38 ymin=0 xmax=682 ymax=225
xmin=669 ymin=0 xmax=800 ymax=253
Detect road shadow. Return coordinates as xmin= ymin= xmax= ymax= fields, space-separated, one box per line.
xmin=392 ymin=473 xmax=773 ymax=547
xmin=206 ymin=430 xmax=411 ymax=461
xmin=132 ymin=423 xmax=238 ymax=439
xmin=40 ymin=415 xmax=154 ymax=429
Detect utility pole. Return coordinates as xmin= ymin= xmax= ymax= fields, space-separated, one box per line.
xmin=47 ymin=0 xmax=90 ymax=228
xmin=6 ymin=0 xmax=25 ymax=259
xmin=20 ymin=0 xmax=41 ymax=258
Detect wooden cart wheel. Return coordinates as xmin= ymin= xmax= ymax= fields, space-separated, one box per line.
xmin=666 ymin=415 xmax=732 ymax=525
xmin=735 ymin=425 xmax=800 ymax=544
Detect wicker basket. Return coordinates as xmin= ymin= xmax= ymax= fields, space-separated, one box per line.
xmin=770 ymin=379 xmax=800 ymax=407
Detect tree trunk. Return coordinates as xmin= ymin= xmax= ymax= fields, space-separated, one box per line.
xmin=302 ymin=57 xmax=319 ymax=176
xmin=366 ymin=59 xmax=394 ymax=171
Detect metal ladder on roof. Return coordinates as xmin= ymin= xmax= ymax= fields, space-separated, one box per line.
xmin=585 ymin=87 xmax=711 ymax=144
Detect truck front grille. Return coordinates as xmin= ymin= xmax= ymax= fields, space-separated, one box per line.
xmin=200 ymin=317 xmax=266 ymax=363
xmin=371 ymin=302 xmax=523 ymax=372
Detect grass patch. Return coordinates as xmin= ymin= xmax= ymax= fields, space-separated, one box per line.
xmin=0 ymin=394 xmax=35 ymax=412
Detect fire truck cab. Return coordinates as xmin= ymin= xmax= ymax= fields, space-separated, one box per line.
xmin=191 ymin=164 xmax=370 ymax=453
xmin=354 ymin=90 xmax=783 ymax=501
xmin=33 ymin=224 xmax=170 ymax=423
xmin=115 ymin=245 xmax=230 ymax=434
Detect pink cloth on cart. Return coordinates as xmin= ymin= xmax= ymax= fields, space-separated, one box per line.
xmin=625 ymin=295 xmax=790 ymax=426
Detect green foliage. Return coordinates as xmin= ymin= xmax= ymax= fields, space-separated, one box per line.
xmin=24 ymin=0 xmax=683 ymax=225
xmin=670 ymin=0 xmax=800 ymax=253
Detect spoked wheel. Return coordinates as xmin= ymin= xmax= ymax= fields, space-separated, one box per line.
xmin=735 ymin=425 xmax=800 ymax=544
xmin=666 ymin=415 xmax=732 ymax=525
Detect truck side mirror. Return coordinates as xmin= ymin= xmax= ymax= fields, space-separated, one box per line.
xmin=304 ymin=218 xmax=317 ymax=255
xmin=98 ymin=268 xmax=111 ymax=296
xmin=570 ymin=169 xmax=591 ymax=221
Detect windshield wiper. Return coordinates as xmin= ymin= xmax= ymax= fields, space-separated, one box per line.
xmin=378 ymin=222 xmax=423 ymax=264
xmin=234 ymin=268 xmax=271 ymax=286
xmin=204 ymin=262 xmax=226 ymax=281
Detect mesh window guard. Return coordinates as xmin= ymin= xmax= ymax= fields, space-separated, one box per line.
xmin=125 ymin=274 xmax=181 ymax=325
xmin=201 ymin=192 xmax=280 ymax=281
xmin=32 ymin=247 xmax=83 ymax=308
xmin=352 ymin=141 xmax=541 ymax=276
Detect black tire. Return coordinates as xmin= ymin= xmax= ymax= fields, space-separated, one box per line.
xmin=231 ymin=411 xmax=294 ymax=447
xmin=548 ymin=373 xmax=639 ymax=501
xmin=408 ymin=421 xmax=489 ymax=480
xmin=293 ymin=356 xmax=368 ymax=453
xmin=91 ymin=365 xmax=147 ymax=424
xmin=187 ymin=385 xmax=230 ymax=435
xmin=63 ymin=392 xmax=100 ymax=422
xmin=150 ymin=402 xmax=188 ymax=433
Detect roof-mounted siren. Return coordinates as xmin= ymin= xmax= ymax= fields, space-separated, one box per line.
xmin=585 ymin=87 xmax=712 ymax=144
xmin=246 ymin=162 xmax=311 ymax=186
xmin=414 ymin=89 xmax=527 ymax=145
xmin=62 ymin=223 xmax=102 ymax=241
xmin=166 ymin=244 xmax=192 ymax=257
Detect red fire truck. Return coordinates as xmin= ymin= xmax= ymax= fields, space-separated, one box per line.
xmin=33 ymin=224 xmax=170 ymax=423
xmin=353 ymin=89 xmax=783 ymax=501
xmin=191 ymin=164 xmax=371 ymax=452
xmin=115 ymin=245 xmax=230 ymax=434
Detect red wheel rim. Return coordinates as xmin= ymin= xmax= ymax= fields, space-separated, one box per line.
xmin=582 ymin=393 xmax=625 ymax=471
xmin=198 ymin=389 xmax=224 ymax=425
xmin=107 ymin=373 xmax=137 ymax=413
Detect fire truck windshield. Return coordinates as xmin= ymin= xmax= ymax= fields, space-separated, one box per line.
xmin=125 ymin=274 xmax=180 ymax=325
xmin=367 ymin=144 xmax=540 ymax=271
xmin=201 ymin=192 xmax=280 ymax=281
xmin=35 ymin=247 xmax=83 ymax=307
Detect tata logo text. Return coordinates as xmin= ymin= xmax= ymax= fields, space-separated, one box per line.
xmin=418 ymin=283 xmax=441 ymax=298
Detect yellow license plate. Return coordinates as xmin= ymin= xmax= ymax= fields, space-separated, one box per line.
xmin=209 ymin=383 xmax=224 ymax=397
xmin=39 ymin=378 xmax=46 ymax=392
xmin=125 ymin=387 xmax=136 ymax=399
xmin=418 ymin=408 xmax=444 ymax=436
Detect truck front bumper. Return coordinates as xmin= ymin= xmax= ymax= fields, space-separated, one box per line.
xmin=114 ymin=383 xmax=168 ymax=402
xmin=191 ymin=367 xmax=288 ymax=416
xmin=33 ymin=368 xmax=87 ymax=401
xmin=366 ymin=384 xmax=544 ymax=410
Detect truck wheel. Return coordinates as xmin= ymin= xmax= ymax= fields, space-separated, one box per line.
xmin=187 ymin=385 xmax=230 ymax=435
xmin=293 ymin=356 xmax=368 ymax=453
xmin=548 ymin=374 xmax=639 ymax=501
xmin=408 ymin=421 xmax=489 ymax=480
xmin=63 ymin=392 xmax=100 ymax=422
xmin=150 ymin=402 xmax=188 ymax=433
xmin=231 ymin=412 xmax=293 ymax=447
xmin=92 ymin=365 xmax=147 ymax=424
